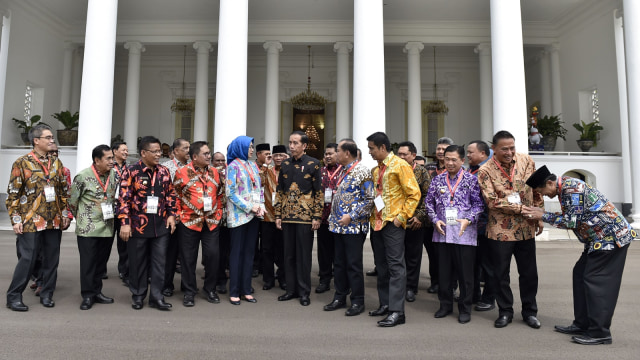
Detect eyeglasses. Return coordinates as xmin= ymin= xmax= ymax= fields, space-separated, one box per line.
xmin=37 ymin=136 xmax=55 ymax=141
xmin=200 ymin=152 xmax=211 ymax=157
xmin=143 ymin=149 xmax=163 ymax=155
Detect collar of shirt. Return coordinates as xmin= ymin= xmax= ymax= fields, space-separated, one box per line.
xmin=138 ymin=159 xmax=158 ymax=174
xmin=379 ymin=152 xmax=393 ymax=167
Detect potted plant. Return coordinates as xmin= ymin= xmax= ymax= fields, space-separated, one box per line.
xmin=537 ymin=114 xmax=567 ymax=151
xmin=52 ymin=110 xmax=79 ymax=146
xmin=573 ymin=120 xmax=603 ymax=152
xmin=12 ymin=115 xmax=44 ymax=145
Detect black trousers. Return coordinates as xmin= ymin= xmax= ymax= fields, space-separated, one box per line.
xmin=371 ymin=224 xmax=406 ymax=313
xmin=423 ymin=226 xmax=439 ymax=287
xmin=229 ymin=218 xmax=259 ymax=297
xmin=77 ymin=236 xmax=112 ymax=299
xmin=180 ymin=224 xmax=220 ymax=296
xmin=7 ymin=230 xmax=61 ymax=302
xmin=488 ymin=238 xmax=538 ymax=318
xmin=128 ymin=234 xmax=169 ymax=302
xmin=316 ymin=223 xmax=334 ymax=285
xmin=436 ymin=242 xmax=476 ymax=315
xmin=261 ymin=221 xmax=284 ymax=285
xmin=333 ymin=232 xmax=366 ymax=305
xmin=216 ymin=226 xmax=230 ymax=287
xmin=474 ymin=234 xmax=496 ymax=304
xmin=404 ymin=227 xmax=424 ymax=292
xmin=282 ymin=222 xmax=314 ymax=297
xmin=163 ymin=225 xmax=181 ymax=291
xmin=573 ymin=244 xmax=629 ymax=338
xmin=114 ymin=222 xmax=129 ymax=278
xmin=15 ymin=237 xmax=42 ymax=283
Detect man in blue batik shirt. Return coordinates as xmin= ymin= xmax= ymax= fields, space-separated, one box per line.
xmin=523 ymin=165 xmax=634 ymax=346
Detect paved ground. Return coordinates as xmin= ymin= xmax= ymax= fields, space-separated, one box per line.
xmin=0 ymin=228 xmax=638 ymax=359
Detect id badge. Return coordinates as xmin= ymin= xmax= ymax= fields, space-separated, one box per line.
xmin=374 ymin=195 xmax=385 ymax=212
xmin=507 ymin=193 xmax=521 ymax=204
xmin=147 ymin=196 xmax=159 ymax=214
xmin=44 ymin=185 xmax=56 ymax=202
xmin=271 ymin=192 xmax=276 ymax=205
xmin=203 ymin=196 xmax=213 ymax=212
xmin=445 ymin=207 xmax=459 ymax=226
xmin=252 ymin=191 xmax=261 ymax=204
xmin=324 ymin=188 xmax=333 ymax=204
xmin=114 ymin=184 xmax=120 ymax=200
xmin=101 ymin=202 xmax=114 ymax=220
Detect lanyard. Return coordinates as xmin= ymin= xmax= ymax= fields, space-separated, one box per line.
xmin=376 ymin=164 xmax=387 ymax=194
xmin=236 ymin=159 xmax=256 ymax=186
xmin=30 ymin=151 xmax=52 ymax=182
xmin=91 ymin=165 xmax=110 ymax=200
xmin=190 ymin=163 xmax=211 ymax=197
xmin=147 ymin=167 xmax=158 ymax=196
xmin=326 ymin=165 xmax=342 ymax=182
xmin=468 ymin=167 xmax=479 ymax=175
xmin=492 ymin=157 xmax=516 ymax=184
xmin=336 ymin=161 xmax=359 ymax=187
xmin=114 ymin=163 xmax=123 ymax=178
xmin=436 ymin=167 xmax=446 ymax=176
xmin=271 ymin=167 xmax=279 ymax=184
xmin=412 ymin=163 xmax=416 ymax=170
xmin=446 ymin=169 xmax=464 ymax=205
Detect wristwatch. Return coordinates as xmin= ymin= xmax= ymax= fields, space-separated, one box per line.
xmin=12 ymin=215 xmax=21 ymax=224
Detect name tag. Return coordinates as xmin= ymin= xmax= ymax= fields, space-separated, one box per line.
xmin=44 ymin=185 xmax=56 ymax=202
xmin=324 ymin=188 xmax=333 ymax=204
xmin=252 ymin=191 xmax=261 ymax=204
xmin=374 ymin=195 xmax=385 ymax=212
xmin=203 ymin=196 xmax=212 ymax=212
xmin=445 ymin=208 xmax=459 ymax=225
xmin=114 ymin=184 xmax=120 ymax=200
xmin=507 ymin=193 xmax=521 ymax=204
xmin=101 ymin=202 xmax=114 ymax=220
xmin=272 ymin=192 xmax=276 ymax=205
xmin=147 ymin=196 xmax=159 ymax=214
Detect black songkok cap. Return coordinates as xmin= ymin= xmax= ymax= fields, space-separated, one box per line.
xmin=272 ymin=145 xmax=287 ymax=154
xmin=256 ymin=143 xmax=270 ymax=152
xmin=525 ymin=165 xmax=551 ymax=189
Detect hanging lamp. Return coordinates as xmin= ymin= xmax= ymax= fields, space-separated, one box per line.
xmin=170 ymin=45 xmax=194 ymax=114
xmin=423 ymin=46 xmax=449 ymax=115
xmin=290 ymin=46 xmax=327 ymax=111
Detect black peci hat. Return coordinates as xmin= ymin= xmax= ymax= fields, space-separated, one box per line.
xmin=272 ymin=145 xmax=287 ymax=154
xmin=526 ymin=165 xmax=552 ymax=189
xmin=256 ymin=143 xmax=270 ymax=152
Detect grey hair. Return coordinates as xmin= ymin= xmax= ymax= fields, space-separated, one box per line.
xmin=437 ymin=137 xmax=454 ymax=146
xmin=29 ymin=123 xmax=53 ymax=147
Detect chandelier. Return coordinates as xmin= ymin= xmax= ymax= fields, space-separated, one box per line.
xmin=291 ymin=46 xmax=327 ymax=111
xmin=423 ymin=46 xmax=449 ymax=115
xmin=171 ymin=45 xmax=194 ymax=114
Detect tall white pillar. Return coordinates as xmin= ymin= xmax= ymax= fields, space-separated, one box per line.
xmin=334 ymin=41 xmax=353 ymax=142
xmin=123 ymin=41 xmax=144 ymax=153
xmin=621 ymin=0 xmax=640 ymax=227
xmin=539 ymin=50 xmax=552 ymax=116
xmin=263 ymin=41 xmax=282 ymax=146
xmin=490 ymin=0 xmax=528 ymax=151
xmin=404 ymin=42 xmax=424 ymax=154
xmin=353 ymin=0 xmax=386 ymax=163
xmin=71 ymin=47 xmax=83 ymax=113
xmin=474 ymin=43 xmax=493 ymax=142
xmin=0 ymin=11 xmax=11 ymax=145
xmin=60 ymin=41 xmax=75 ymax=111
xmin=548 ymin=43 xmax=564 ymax=150
xmin=214 ymin=0 xmax=248 ymax=153
xmin=614 ymin=10 xmax=632 ymax=209
xmin=193 ymin=41 xmax=212 ymax=142
xmin=76 ymin=0 xmax=118 ymax=168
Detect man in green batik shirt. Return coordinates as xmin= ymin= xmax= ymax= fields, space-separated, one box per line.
xmin=68 ymin=145 xmax=118 ymax=310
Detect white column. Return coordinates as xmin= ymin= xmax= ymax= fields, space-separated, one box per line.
xmin=193 ymin=41 xmax=212 ymax=141
xmin=548 ymin=43 xmax=564 ymax=150
xmin=404 ymin=42 xmax=424 ymax=154
xmin=123 ymin=41 xmax=144 ymax=153
xmin=263 ymin=41 xmax=282 ymax=146
xmin=621 ymin=0 xmax=640 ymax=227
xmin=474 ymin=43 xmax=493 ymax=142
xmin=353 ymin=0 xmax=386 ymax=163
xmin=614 ymin=10 xmax=633 ymax=209
xmin=334 ymin=41 xmax=353 ymax=141
xmin=214 ymin=0 xmax=248 ymax=153
xmin=59 ymin=41 xmax=75 ymax=111
xmin=71 ymin=47 xmax=83 ymax=113
xmin=490 ymin=0 xmax=528 ymax=152
xmin=0 ymin=11 xmax=11 ymax=145
xmin=76 ymin=0 xmax=118 ymax=168
xmin=539 ymin=50 xmax=552 ymax=116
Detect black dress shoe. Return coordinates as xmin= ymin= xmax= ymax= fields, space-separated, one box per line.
xmin=300 ymin=295 xmax=310 ymax=306
xmin=122 ymin=278 xmax=130 ymax=287
xmin=554 ymin=324 xmax=587 ymax=335
xmin=80 ymin=297 xmax=94 ymax=310
xmin=368 ymin=305 xmax=389 ymax=316
xmin=149 ymin=299 xmax=172 ymax=310
xmin=229 ymin=298 xmax=241 ymax=305
xmin=216 ymin=285 xmax=227 ymax=294
xmin=315 ymin=283 xmax=330 ymax=294
xmin=323 ymin=299 xmax=346 ymax=311
xmin=263 ymin=281 xmax=275 ymax=290
xmin=494 ymin=315 xmax=513 ymax=328
xmin=242 ymin=295 xmax=257 ymax=303
xmin=524 ymin=315 xmax=541 ymax=329
xmin=458 ymin=313 xmax=471 ymax=324
xmin=206 ymin=291 xmax=220 ymax=304
xmin=161 ymin=288 xmax=174 ymax=297
xmin=406 ymin=289 xmax=416 ymax=302
xmin=571 ymin=335 xmax=612 ymax=345
xmin=40 ymin=297 xmax=55 ymax=308
xmin=131 ymin=300 xmax=143 ymax=310
xmin=366 ymin=268 xmax=377 ymax=276
xmin=277 ymin=293 xmax=298 ymax=301
xmin=95 ymin=293 xmax=114 ymax=304
xmin=345 ymin=303 xmax=365 ymax=316
xmin=377 ymin=312 xmax=406 ymax=327
xmin=101 ymin=273 xmax=108 ymax=279
xmin=474 ymin=301 xmax=495 ymax=311
xmin=434 ymin=308 xmax=452 ymax=318
xmin=7 ymin=301 xmax=29 ymax=312
xmin=183 ymin=295 xmax=195 ymax=307
xmin=427 ymin=284 xmax=439 ymax=294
